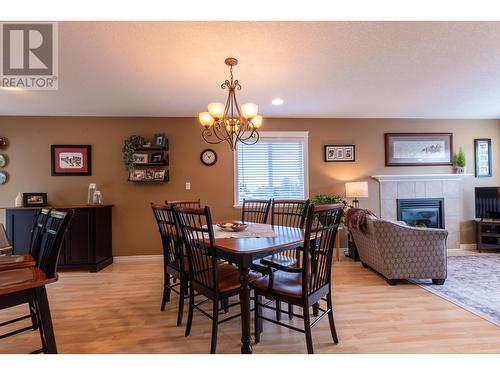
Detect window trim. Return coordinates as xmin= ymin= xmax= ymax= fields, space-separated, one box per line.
xmin=233 ymin=131 xmax=309 ymax=208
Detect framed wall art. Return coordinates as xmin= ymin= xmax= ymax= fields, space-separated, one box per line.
xmin=22 ymin=193 xmax=48 ymax=207
xmin=385 ymin=133 xmax=453 ymax=166
xmin=324 ymin=145 xmax=355 ymax=162
xmin=474 ymin=138 xmax=492 ymax=177
xmin=51 ymin=145 xmax=92 ymax=176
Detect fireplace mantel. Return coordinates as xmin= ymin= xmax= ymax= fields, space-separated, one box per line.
xmin=372 ymin=173 xmax=474 ymax=182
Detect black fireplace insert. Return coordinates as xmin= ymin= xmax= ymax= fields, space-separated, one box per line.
xmin=396 ymin=198 xmax=444 ymax=229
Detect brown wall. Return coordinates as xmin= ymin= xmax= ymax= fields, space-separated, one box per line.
xmin=1 ymin=116 xmax=499 ymax=255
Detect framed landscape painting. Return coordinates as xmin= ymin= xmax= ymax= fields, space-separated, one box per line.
xmin=51 ymin=145 xmax=92 ymax=176
xmin=385 ymin=133 xmax=453 ymax=166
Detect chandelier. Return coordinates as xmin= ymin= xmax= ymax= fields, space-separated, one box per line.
xmin=198 ymin=57 xmax=262 ymax=151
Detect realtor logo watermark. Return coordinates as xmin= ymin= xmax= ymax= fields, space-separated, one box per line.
xmin=0 ymin=22 xmax=58 ymax=90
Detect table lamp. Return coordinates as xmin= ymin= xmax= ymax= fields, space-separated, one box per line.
xmin=345 ymin=181 xmax=369 ymax=208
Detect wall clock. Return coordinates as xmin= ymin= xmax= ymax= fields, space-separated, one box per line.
xmin=200 ymin=149 xmax=217 ymax=166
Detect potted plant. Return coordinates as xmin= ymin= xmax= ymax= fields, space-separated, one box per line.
xmin=311 ymin=193 xmax=351 ymax=225
xmin=122 ymin=135 xmax=146 ymax=169
xmin=455 ymin=147 xmax=466 ymax=174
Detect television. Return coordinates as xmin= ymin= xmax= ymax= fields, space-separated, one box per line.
xmin=475 ymin=187 xmax=500 ymax=219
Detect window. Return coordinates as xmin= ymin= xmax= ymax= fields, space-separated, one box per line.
xmin=234 ymin=131 xmax=309 ymax=206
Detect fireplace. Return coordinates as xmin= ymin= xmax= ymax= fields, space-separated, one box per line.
xmin=397 ymin=198 xmax=444 ymax=229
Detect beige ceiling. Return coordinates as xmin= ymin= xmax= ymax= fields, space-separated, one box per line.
xmin=2 ymin=21 xmax=500 ymax=118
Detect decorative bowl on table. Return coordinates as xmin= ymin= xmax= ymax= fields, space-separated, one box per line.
xmin=216 ymin=222 xmax=248 ymax=232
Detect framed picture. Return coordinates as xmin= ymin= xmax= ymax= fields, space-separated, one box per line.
xmin=385 ymin=133 xmax=453 ymax=166
xmin=324 ymin=145 xmax=355 ymax=162
xmin=154 ymin=170 xmax=166 ymax=180
xmin=153 ymin=133 xmax=167 ymax=148
xmin=475 ymin=139 xmax=492 ymax=177
xmin=129 ymin=169 xmax=145 ymax=181
xmin=145 ymin=169 xmax=154 ymax=180
xmin=133 ymin=154 xmax=148 ymax=164
xmin=150 ymin=152 xmax=165 ymax=164
xmin=51 ymin=145 xmax=91 ymax=176
xmin=23 ymin=193 xmax=48 ymax=207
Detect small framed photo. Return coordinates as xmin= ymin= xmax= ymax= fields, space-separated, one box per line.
xmin=150 ymin=152 xmax=165 ymax=164
xmin=153 ymin=133 xmax=167 ymax=148
xmin=133 ymin=154 xmax=148 ymax=164
xmin=145 ymin=169 xmax=154 ymax=180
xmin=324 ymin=145 xmax=355 ymax=162
xmin=154 ymin=170 xmax=166 ymax=180
xmin=475 ymin=138 xmax=492 ymax=177
xmin=130 ymin=170 xmax=145 ymax=181
xmin=51 ymin=145 xmax=91 ymax=176
xmin=23 ymin=193 xmax=48 ymax=207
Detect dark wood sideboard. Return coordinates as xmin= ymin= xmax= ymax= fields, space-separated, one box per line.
xmin=5 ymin=205 xmax=113 ymax=272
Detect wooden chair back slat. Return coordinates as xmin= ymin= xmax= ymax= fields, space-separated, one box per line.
xmin=242 ymin=199 xmax=272 ymax=224
xmin=37 ymin=210 xmax=74 ymax=279
xmin=174 ymin=206 xmax=218 ymax=291
xmin=151 ymin=203 xmax=184 ymax=269
xmin=29 ymin=208 xmax=51 ymax=259
xmin=302 ymin=204 xmax=344 ymax=295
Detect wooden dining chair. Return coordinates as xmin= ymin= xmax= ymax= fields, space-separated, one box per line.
xmin=0 ymin=208 xmax=52 ymax=333
xmin=174 ymin=205 xmax=257 ymax=354
xmin=151 ymin=203 xmax=189 ymax=326
xmin=253 ymin=199 xmax=310 ymax=321
xmin=165 ymin=199 xmax=201 ymax=208
xmin=241 ymin=199 xmax=272 ymax=224
xmin=0 ymin=209 xmax=74 ymax=354
xmin=253 ymin=203 xmax=345 ymax=354
xmin=0 ymin=223 xmax=13 ymax=256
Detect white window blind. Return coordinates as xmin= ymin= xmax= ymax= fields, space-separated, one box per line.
xmin=235 ymin=132 xmax=308 ymax=205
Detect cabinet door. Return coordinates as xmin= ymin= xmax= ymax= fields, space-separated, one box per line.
xmin=64 ymin=209 xmax=92 ymax=265
xmin=6 ymin=209 xmax=38 ymax=254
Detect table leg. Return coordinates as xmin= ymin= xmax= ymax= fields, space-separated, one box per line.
xmin=238 ymin=265 xmax=253 ymax=354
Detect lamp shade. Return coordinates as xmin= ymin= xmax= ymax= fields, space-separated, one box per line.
xmin=241 ymin=103 xmax=258 ymax=119
xmin=345 ymin=181 xmax=369 ymax=198
xmin=207 ymin=102 xmax=225 ymax=120
xmin=199 ymin=112 xmax=215 ymax=127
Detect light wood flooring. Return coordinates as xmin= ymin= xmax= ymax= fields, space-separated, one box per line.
xmin=1 ymin=253 xmax=499 ymax=354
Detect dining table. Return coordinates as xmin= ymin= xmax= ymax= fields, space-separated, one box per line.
xmin=212 ymin=223 xmax=305 ymax=354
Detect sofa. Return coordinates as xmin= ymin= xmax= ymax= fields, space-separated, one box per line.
xmin=350 ymin=215 xmax=448 ymax=285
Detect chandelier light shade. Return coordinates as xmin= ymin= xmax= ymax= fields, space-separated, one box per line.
xmin=199 ymin=57 xmax=262 ymax=151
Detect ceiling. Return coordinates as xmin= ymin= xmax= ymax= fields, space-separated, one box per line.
xmin=2 ymin=21 xmax=500 ymax=118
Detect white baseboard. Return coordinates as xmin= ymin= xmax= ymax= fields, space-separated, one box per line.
xmin=113 ymin=254 xmax=162 ymax=262
xmin=459 ymin=243 xmax=477 ymax=251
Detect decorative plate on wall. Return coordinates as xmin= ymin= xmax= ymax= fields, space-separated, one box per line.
xmin=0 ymin=154 xmax=7 ymax=168
xmin=0 ymin=171 xmax=7 ymax=184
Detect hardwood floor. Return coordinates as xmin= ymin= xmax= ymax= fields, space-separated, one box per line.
xmin=1 ymin=255 xmax=499 ymax=354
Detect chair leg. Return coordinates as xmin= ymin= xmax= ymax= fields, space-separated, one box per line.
xmin=303 ymin=305 xmax=314 ymax=354
xmin=432 ymin=278 xmax=445 ymax=285
xmin=29 ymin=301 xmax=39 ymax=330
xmin=288 ymin=304 xmax=294 ymax=320
xmin=210 ymin=298 xmax=219 ymax=354
xmin=326 ymin=293 xmax=339 ymax=344
xmin=185 ymin=286 xmax=195 ymax=337
xmin=161 ymin=272 xmax=171 ymax=311
xmin=312 ymin=302 xmax=319 ymax=317
xmin=223 ymin=298 xmax=229 ymax=313
xmin=177 ymin=279 xmax=186 ymax=326
xmin=276 ymin=300 xmax=282 ymax=321
xmin=34 ymin=286 xmax=57 ymax=354
xmin=254 ymin=294 xmax=262 ymax=344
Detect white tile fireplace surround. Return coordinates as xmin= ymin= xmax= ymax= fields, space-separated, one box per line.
xmin=372 ymin=174 xmax=472 ymax=249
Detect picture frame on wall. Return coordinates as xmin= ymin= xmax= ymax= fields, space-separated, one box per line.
xmin=51 ymin=145 xmax=92 ymax=176
xmin=152 ymin=133 xmax=167 ymax=148
xmin=324 ymin=145 xmax=355 ymax=162
xmin=474 ymin=138 xmax=492 ymax=177
xmin=22 ymin=193 xmax=48 ymax=207
xmin=385 ymin=133 xmax=453 ymax=166
xmin=133 ymin=154 xmax=149 ymax=164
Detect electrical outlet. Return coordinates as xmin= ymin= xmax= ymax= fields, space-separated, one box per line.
xmin=185 ymin=182 xmax=191 ymax=190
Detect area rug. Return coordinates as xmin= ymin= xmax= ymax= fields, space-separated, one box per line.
xmin=413 ymin=254 xmax=500 ymax=327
